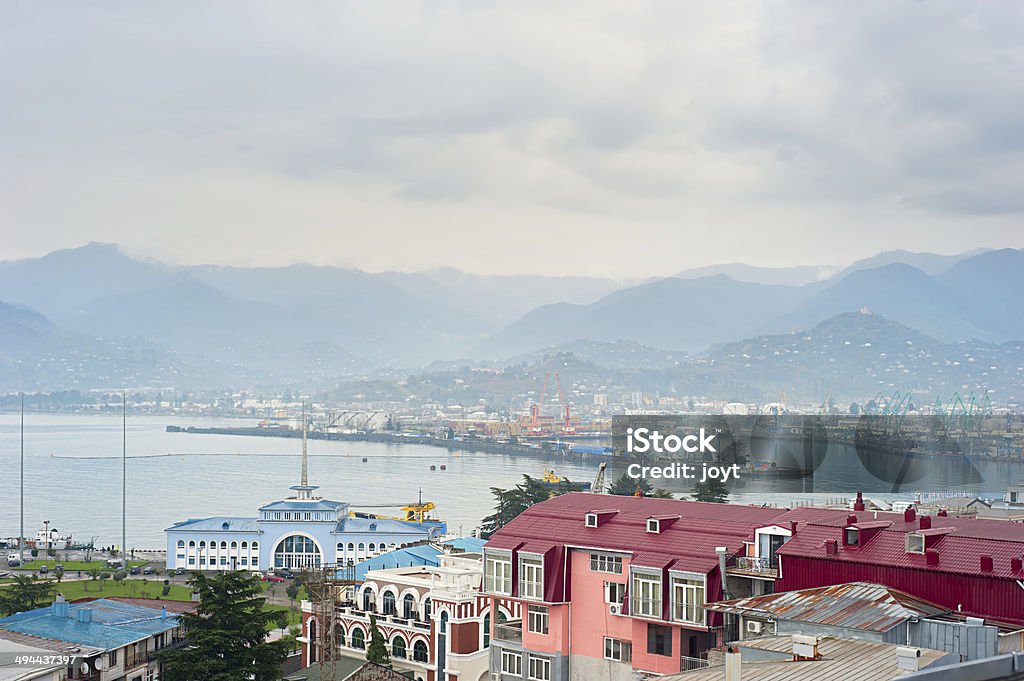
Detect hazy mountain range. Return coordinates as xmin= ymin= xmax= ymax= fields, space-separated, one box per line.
xmin=0 ymin=243 xmax=1021 ymax=395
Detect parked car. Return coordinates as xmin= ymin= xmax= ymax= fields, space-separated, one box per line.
xmin=6 ymin=558 xmax=20 ymax=568
xmin=174 ymin=567 xmax=186 ymax=575
xmin=54 ymin=564 xmax=64 ymax=573
xmin=262 ymin=575 xmax=286 ymax=583
xmin=129 ymin=566 xmax=141 ymax=575
xmin=273 ymin=570 xmax=295 ymax=579
xmin=142 ymin=566 xmax=154 ymax=575
xmin=38 ymin=565 xmax=48 ymax=574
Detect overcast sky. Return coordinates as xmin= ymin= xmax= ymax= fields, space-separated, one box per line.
xmin=1 ymin=2 xmax=1022 ymax=277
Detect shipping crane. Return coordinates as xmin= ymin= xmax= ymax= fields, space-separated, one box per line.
xmin=555 ymin=372 xmax=574 ymax=433
xmin=591 ymin=462 xmax=608 ymax=494
xmin=530 ymin=372 xmax=551 ymax=433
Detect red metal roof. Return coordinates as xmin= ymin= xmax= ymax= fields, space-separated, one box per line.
xmin=485 ymin=492 xmax=790 ymax=575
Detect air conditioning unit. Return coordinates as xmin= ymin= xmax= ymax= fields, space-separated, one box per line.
xmin=746 ymin=620 xmax=763 ymax=634
xmin=609 ymin=603 xmax=622 ymax=616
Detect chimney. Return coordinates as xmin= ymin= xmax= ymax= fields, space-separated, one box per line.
xmin=937 ymin=509 xmax=948 ymax=517
xmin=980 ymin=555 xmax=994 ymax=572
xmin=51 ymin=594 xmax=70 ymax=618
xmin=790 ymin=521 xmax=798 ymax=535
xmin=925 ymin=549 xmax=939 ymax=566
xmin=724 ymin=646 xmax=742 ymax=681
xmin=1012 ymin=557 xmax=1023 ymax=573
xmin=896 ymin=647 xmax=925 ymax=672
xmin=76 ymin=608 xmax=93 ymax=623
xmin=716 ymin=547 xmax=732 ymax=599
xmin=846 ymin=514 xmax=858 ymax=526
xmin=904 ymin=507 xmax=916 ymax=522
xmin=919 ymin=515 xmax=932 ymax=530
xmin=825 ymin=540 xmax=838 ymax=555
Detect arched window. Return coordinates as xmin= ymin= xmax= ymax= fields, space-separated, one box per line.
xmin=369 ymin=543 xmax=376 ymax=554
xmin=177 ymin=540 xmax=185 ymax=549
xmin=351 ymin=628 xmax=365 ymax=650
xmin=348 ymin=542 xmax=355 ymax=554
xmin=483 ymin=613 xmax=490 ymax=648
xmin=199 ymin=541 xmax=206 ymax=549
xmin=403 ymin=593 xmax=416 ymax=619
xmin=220 ymin=541 xmax=228 ymax=549
xmin=337 ymin=543 xmax=344 ymax=553
xmin=362 ymin=588 xmax=375 ymax=612
xmin=392 ymin=636 xmax=407 ymax=659
xmin=413 ymin=640 xmax=428 ymax=662
xmin=230 ymin=541 xmax=237 ymax=550
xmin=273 ymin=535 xmax=321 ymax=569
xmin=188 ymin=541 xmax=195 ymax=548
xmin=423 ymin=597 xmax=431 ymax=619
xmin=241 ymin=541 xmax=248 ymax=549
xmin=358 ymin=542 xmax=365 ymax=556
xmin=389 ymin=543 xmax=397 ymax=552
xmin=251 ymin=542 xmax=258 ymax=551
xmin=308 ymin=619 xmax=318 ymax=663
xmin=382 ymin=591 xmax=396 ymax=616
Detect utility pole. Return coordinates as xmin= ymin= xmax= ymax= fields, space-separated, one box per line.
xmin=19 ymin=393 xmax=24 ymax=564
xmin=122 ymin=392 xmax=127 ymax=565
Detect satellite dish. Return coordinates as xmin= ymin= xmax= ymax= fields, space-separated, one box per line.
xmin=94 ymin=658 xmax=107 ymax=671
xmin=80 ymin=662 xmax=91 ymax=674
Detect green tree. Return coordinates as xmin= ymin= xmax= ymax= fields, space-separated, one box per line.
xmin=160 ymin=572 xmax=290 ymax=681
xmin=607 ymin=472 xmax=674 ymax=499
xmin=285 ymin=581 xmax=300 ymax=603
xmin=479 ymin=475 xmax=558 ymax=538
xmin=0 ymin=575 xmax=55 ymax=615
xmin=691 ymin=477 xmax=729 ymax=503
xmin=365 ymin=614 xmax=390 ymax=666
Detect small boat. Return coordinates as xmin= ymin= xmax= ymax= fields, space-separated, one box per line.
xmin=540 ymin=468 xmax=591 ymax=490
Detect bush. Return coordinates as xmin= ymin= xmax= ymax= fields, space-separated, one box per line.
xmin=162 ymin=585 xmax=171 ymax=596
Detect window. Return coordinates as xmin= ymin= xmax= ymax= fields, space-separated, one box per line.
xmin=907 ymin=533 xmax=925 ymax=554
xmin=391 ymin=637 xmax=407 ymax=659
xmin=273 ymin=535 xmax=321 ymax=569
xmin=631 ymin=572 xmax=662 ymax=617
xmin=485 ymin=553 xmax=512 ymax=594
xmin=845 ymin=528 xmax=859 ymax=546
xmin=501 ymin=650 xmax=522 ymax=675
xmin=528 ymin=655 xmax=551 ymax=681
xmin=520 ymin=556 xmax=544 ymax=600
xmin=382 ymin=591 xmax=396 ymax=616
xmin=176 ymin=540 xmax=185 ymax=549
xmin=647 ymin=624 xmax=672 ymax=657
xmin=413 ymin=640 xmax=429 ymax=662
xmin=304 ymin=512 xmax=311 ymax=520
xmin=647 ymin=518 xmax=660 ymax=533
xmin=423 ymin=598 xmax=431 ymax=618
xmin=403 ymin=593 xmax=416 ymax=619
xmin=605 ymin=581 xmax=626 ymax=604
xmin=585 ymin=513 xmax=598 ymax=527
xmin=672 ymin=577 xmax=705 ymax=624
xmin=527 ymin=605 xmax=549 ymax=634
xmin=483 ymin=613 xmax=491 ymax=647
xmin=108 ymin=650 xmax=118 ymax=666
xmin=362 ymin=589 xmax=375 ymax=612
xmin=590 ymin=553 xmax=623 ymax=574
xmin=604 ymin=637 xmax=632 ymax=662
xmin=350 ymin=628 xmax=365 ymax=649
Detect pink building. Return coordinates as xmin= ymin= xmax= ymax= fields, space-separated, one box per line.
xmin=482 ymin=493 xmax=791 ymax=681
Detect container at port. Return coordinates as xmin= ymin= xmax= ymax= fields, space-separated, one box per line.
xmin=569 ymin=444 xmax=615 ymax=455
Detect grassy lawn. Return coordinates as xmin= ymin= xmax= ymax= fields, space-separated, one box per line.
xmin=19 ymin=559 xmax=147 ymax=572
xmin=265 ymin=604 xmax=302 ymax=631
xmin=47 ymin=578 xmax=193 ymax=602
xmin=260 ymin=581 xmax=309 ymax=600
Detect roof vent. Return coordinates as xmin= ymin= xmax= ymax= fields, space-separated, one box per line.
xmin=1012 ymin=557 xmax=1023 ymax=573
xmin=825 ymin=540 xmax=838 ymax=555
xmin=919 ymin=515 xmax=931 ymax=530
xmin=221 ymin=521 xmax=230 ymax=530
xmin=76 ymin=608 xmax=93 ymax=623
xmin=904 ymin=507 xmax=916 ymax=522
xmin=925 ymin=549 xmax=939 ymax=566
xmin=980 ymin=555 xmax=994 ymax=572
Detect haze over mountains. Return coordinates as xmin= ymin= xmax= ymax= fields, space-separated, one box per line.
xmin=0 ymin=243 xmax=1021 ymax=396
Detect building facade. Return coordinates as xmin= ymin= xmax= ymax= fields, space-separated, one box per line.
xmin=301 ymin=551 xmax=491 ymax=681
xmin=481 ymin=493 xmax=793 ymax=681
xmin=166 ymin=473 xmax=446 ymax=572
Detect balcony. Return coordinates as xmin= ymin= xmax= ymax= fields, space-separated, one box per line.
xmin=727 ymin=557 xmax=778 ymax=579
xmin=672 ymin=603 xmax=705 ymax=627
xmin=494 ymin=620 xmax=523 ymax=644
xmin=629 ymin=597 xmax=663 ymax=619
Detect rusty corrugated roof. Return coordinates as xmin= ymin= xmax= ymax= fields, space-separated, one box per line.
xmin=706 ymin=581 xmax=950 ymax=632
